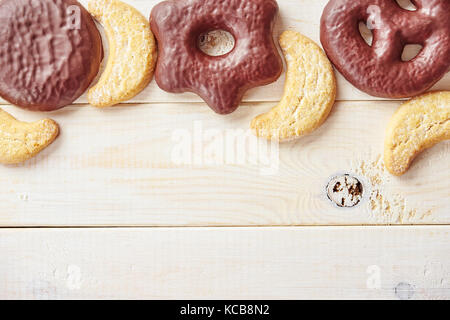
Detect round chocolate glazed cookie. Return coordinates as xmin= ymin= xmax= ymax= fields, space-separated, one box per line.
xmin=320 ymin=0 xmax=450 ymax=98
xmin=0 ymin=0 xmax=103 ymax=111
xmin=150 ymin=0 xmax=283 ymax=115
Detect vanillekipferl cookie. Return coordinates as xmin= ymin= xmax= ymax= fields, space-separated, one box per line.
xmin=384 ymin=91 xmax=450 ymax=176
xmin=251 ymin=31 xmax=336 ymax=141
xmin=87 ymin=0 xmax=157 ymax=108
xmin=150 ymin=0 xmax=283 ymax=115
xmin=320 ymin=0 xmax=450 ymax=98
xmin=0 ymin=0 xmax=103 ymax=111
xmin=0 ymin=109 xmax=59 ymax=164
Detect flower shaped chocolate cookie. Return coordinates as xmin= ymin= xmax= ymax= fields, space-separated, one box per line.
xmin=150 ymin=0 xmax=283 ymax=114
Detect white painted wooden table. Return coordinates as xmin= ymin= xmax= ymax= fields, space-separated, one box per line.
xmin=0 ymin=0 xmax=449 ymax=300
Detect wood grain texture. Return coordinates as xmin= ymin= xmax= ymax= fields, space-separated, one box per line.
xmin=0 ymin=0 xmax=449 ymax=301
xmin=0 ymin=0 xmax=448 ymax=105
xmin=0 ymin=101 xmax=448 ymax=226
xmin=1 ymin=227 xmax=449 ymax=300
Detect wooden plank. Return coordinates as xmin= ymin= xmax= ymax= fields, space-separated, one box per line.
xmin=0 ymin=101 xmax=448 ymax=226
xmin=1 ymin=0 xmax=448 ymax=105
xmin=0 ymin=226 xmax=449 ymax=299
xmin=0 ymin=0 xmax=447 ymax=303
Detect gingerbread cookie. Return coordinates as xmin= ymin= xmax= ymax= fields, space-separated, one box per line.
xmin=384 ymin=91 xmax=450 ymax=176
xmin=320 ymin=0 xmax=450 ymax=98
xmin=88 ymin=0 xmax=157 ymax=107
xmin=0 ymin=109 xmax=59 ymax=164
xmin=251 ymin=31 xmax=336 ymax=141
xmin=0 ymin=0 xmax=103 ymax=111
xmin=150 ymin=0 xmax=283 ymax=115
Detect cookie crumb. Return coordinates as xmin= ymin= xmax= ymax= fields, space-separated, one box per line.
xmin=353 ymin=155 xmax=436 ymax=224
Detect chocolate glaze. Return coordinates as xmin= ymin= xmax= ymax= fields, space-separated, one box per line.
xmin=150 ymin=0 xmax=283 ymax=115
xmin=320 ymin=0 xmax=450 ymax=98
xmin=0 ymin=0 xmax=103 ymax=111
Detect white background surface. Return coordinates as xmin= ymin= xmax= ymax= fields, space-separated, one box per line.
xmin=0 ymin=0 xmax=449 ymax=299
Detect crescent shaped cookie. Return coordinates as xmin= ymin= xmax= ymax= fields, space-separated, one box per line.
xmin=384 ymin=91 xmax=450 ymax=176
xmin=0 ymin=109 xmax=59 ymax=164
xmin=251 ymin=31 xmax=336 ymax=141
xmin=87 ymin=0 xmax=157 ymax=107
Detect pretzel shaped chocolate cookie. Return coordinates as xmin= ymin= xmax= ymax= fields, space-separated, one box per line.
xmin=321 ymin=0 xmax=450 ymax=98
xmin=150 ymin=0 xmax=283 ymax=114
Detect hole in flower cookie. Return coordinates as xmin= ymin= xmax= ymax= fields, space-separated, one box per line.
xmin=401 ymin=44 xmax=423 ymax=61
xmin=197 ymin=30 xmax=235 ymax=56
xmin=326 ymin=174 xmax=364 ymax=208
xmin=395 ymin=0 xmax=417 ymax=11
xmin=359 ymin=21 xmax=373 ymax=47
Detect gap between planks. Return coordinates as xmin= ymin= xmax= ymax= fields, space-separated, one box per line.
xmin=0 ymin=99 xmax=409 ymax=107
xmin=1 ymin=224 xmax=450 ymax=229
